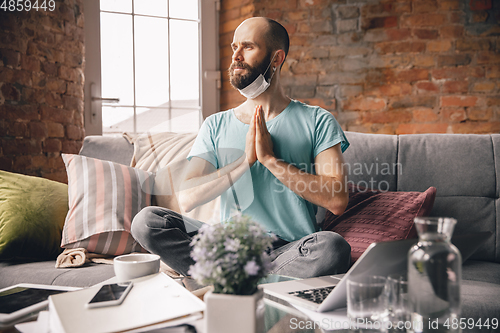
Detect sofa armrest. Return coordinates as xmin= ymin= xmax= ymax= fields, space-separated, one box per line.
xmin=79 ymin=135 xmax=134 ymax=166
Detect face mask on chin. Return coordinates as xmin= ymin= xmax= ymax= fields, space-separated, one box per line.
xmin=237 ymin=53 xmax=278 ymax=100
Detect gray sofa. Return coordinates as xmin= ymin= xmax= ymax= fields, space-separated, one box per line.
xmin=343 ymin=132 xmax=500 ymax=330
xmin=1 ymin=131 xmax=499 ymax=330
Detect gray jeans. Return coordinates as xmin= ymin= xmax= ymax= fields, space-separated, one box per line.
xmin=131 ymin=206 xmax=351 ymax=278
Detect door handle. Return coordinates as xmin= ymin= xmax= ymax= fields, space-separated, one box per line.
xmin=90 ymin=82 xmax=120 ymax=124
xmin=91 ymin=97 xmax=120 ymax=103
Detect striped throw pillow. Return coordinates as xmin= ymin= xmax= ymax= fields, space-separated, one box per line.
xmin=61 ymin=154 xmax=154 ymax=256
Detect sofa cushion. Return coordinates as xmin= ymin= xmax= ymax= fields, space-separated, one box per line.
xmin=343 ymin=132 xmax=399 ymax=192
xmin=432 ymin=196 xmax=496 ymax=262
xmin=323 ymin=184 xmax=436 ymax=262
xmin=0 ymin=260 xmax=115 ymax=288
xmin=0 ymin=171 xmax=68 ymax=260
xmin=460 ymin=279 xmax=500 ymax=332
xmin=398 ymin=134 xmax=495 ymax=197
xmin=462 ymin=260 xmax=500 ymax=285
xmin=61 ymin=154 xmax=155 ymax=255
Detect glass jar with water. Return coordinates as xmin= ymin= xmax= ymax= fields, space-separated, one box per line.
xmin=408 ymin=217 xmax=461 ymax=333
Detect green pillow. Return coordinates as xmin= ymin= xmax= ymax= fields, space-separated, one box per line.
xmin=0 ymin=170 xmax=68 ymax=260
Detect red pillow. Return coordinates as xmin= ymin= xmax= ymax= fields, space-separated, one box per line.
xmin=322 ymin=184 xmax=436 ymax=263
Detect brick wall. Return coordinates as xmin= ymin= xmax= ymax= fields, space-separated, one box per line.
xmin=0 ymin=0 xmax=85 ymax=182
xmin=220 ymin=0 xmax=256 ymax=110
xmin=220 ymin=0 xmax=500 ymax=134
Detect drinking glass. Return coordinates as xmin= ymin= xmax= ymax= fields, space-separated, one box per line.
xmin=386 ymin=274 xmax=410 ymax=331
xmin=347 ymin=275 xmax=388 ymax=329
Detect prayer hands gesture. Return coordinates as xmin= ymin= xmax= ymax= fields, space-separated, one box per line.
xmin=245 ymin=105 xmax=274 ymax=167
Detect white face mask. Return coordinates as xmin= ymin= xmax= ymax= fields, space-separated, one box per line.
xmin=238 ymin=53 xmax=277 ymax=100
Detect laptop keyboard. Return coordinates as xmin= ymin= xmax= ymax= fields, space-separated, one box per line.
xmin=288 ymin=286 xmax=335 ymax=304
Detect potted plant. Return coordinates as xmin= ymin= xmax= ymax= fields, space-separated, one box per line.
xmin=189 ymin=214 xmax=275 ymax=333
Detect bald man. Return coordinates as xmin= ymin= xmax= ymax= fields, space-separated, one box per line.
xmin=132 ymin=17 xmax=351 ymax=279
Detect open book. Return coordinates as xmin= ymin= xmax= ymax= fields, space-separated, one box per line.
xmin=48 ymin=273 xmax=205 ymax=333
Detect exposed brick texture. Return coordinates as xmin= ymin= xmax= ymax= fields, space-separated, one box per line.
xmin=220 ymin=0 xmax=500 ymax=135
xmin=0 ymin=1 xmax=84 ymax=182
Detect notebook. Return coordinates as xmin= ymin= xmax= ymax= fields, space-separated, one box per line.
xmin=48 ymin=273 xmax=205 ymax=333
xmin=262 ymin=231 xmax=492 ymax=313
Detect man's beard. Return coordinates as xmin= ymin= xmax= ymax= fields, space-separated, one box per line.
xmin=228 ymin=52 xmax=272 ymax=90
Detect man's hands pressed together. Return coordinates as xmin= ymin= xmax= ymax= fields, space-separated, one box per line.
xmin=245 ymin=105 xmax=348 ymax=216
xmin=245 ymin=107 xmax=257 ymax=166
xmin=246 ymin=105 xmax=276 ymax=167
xmin=255 ymin=106 xmax=276 ymax=167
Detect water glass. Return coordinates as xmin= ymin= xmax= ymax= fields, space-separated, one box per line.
xmin=386 ymin=274 xmax=410 ymax=331
xmin=347 ymin=275 xmax=388 ymax=326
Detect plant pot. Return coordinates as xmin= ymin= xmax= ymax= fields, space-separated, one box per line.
xmin=204 ymin=288 xmax=265 ymax=333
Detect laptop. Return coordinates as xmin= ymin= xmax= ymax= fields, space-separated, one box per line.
xmin=262 ymin=231 xmax=492 ymax=313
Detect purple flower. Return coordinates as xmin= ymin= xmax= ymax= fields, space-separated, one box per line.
xmin=191 ymin=246 xmax=207 ymax=261
xmin=189 ymin=215 xmax=275 ymax=294
xmin=224 ymin=238 xmax=241 ymax=252
xmin=232 ymin=211 xmax=243 ymax=222
xmin=244 ymin=260 xmax=260 ymax=276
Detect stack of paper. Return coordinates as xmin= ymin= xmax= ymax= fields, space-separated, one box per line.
xmin=48 ymin=273 xmax=205 ymax=333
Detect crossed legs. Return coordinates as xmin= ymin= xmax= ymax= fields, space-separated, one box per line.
xmin=131 ymin=206 xmax=351 ymax=278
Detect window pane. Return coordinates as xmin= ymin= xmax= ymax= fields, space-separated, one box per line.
xmin=170 ymin=109 xmax=200 ymax=133
xmin=135 ymin=108 xmax=200 ymax=133
xmin=101 ymin=12 xmax=134 ymax=106
xmin=101 ymin=0 xmax=132 ymax=13
xmin=134 ymin=0 xmax=168 ymax=17
xmin=170 ymin=19 xmax=199 ymax=108
xmin=136 ymin=107 xmax=169 ymax=133
xmin=169 ymin=0 xmax=198 ymax=20
xmin=99 ymin=2 xmax=204 ymax=135
xmin=102 ymin=106 xmax=135 ymax=134
xmin=135 ymin=16 xmax=169 ymax=107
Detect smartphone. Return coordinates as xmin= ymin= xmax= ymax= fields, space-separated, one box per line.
xmin=86 ymin=282 xmax=133 ymax=309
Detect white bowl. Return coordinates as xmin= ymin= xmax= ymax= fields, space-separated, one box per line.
xmin=113 ymin=253 xmax=161 ymax=282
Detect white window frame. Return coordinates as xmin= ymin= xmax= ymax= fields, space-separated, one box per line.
xmin=83 ymin=0 xmax=220 ymax=136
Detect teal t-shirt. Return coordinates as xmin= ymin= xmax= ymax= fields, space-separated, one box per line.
xmin=187 ymin=100 xmax=349 ymax=242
